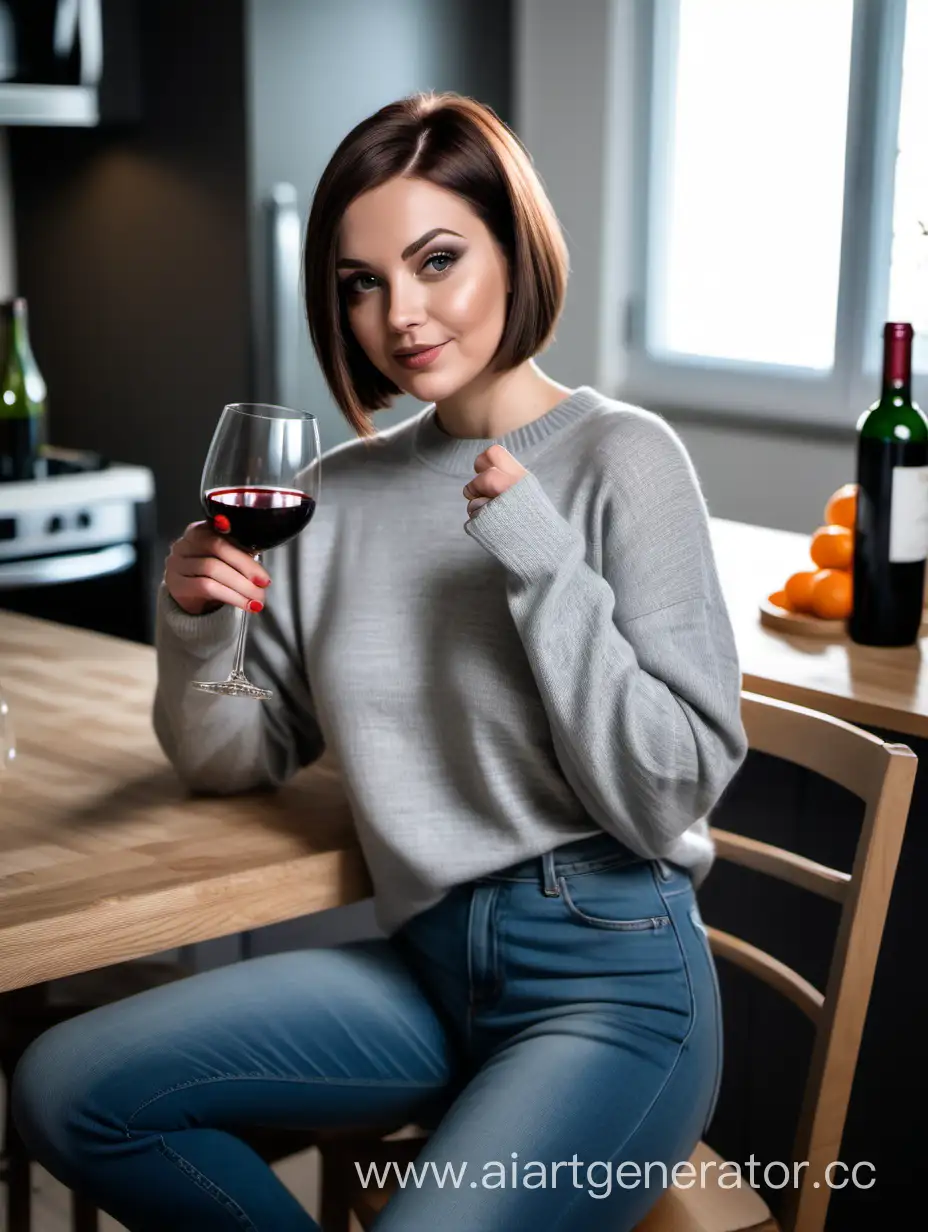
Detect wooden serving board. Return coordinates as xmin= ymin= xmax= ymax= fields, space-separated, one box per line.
xmin=759 ymin=590 xmax=928 ymax=639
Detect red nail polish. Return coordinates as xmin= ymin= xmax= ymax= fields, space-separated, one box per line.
xmin=253 ymin=576 xmax=270 ymax=588
xmin=213 ymin=514 xmax=231 ymax=533
xmin=249 ymin=600 xmax=264 ymax=613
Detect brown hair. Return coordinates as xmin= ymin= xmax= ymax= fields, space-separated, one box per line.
xmin=303 ymin=91 xmax=570 ymax=439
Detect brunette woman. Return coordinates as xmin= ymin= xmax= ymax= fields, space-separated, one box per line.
xmin=13 ymin=91 xmax=747 ymax=1231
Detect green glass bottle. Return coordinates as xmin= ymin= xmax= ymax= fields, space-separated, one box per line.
xmin=0 ymin=297 xmax=48 ymax=482
xmin=849 ymin=322 xmax=928 ymax=646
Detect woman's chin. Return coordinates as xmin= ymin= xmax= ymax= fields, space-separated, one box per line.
xmin=395 ymin=365 xmax=460 ymax=399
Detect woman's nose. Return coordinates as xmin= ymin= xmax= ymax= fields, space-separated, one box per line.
xmin=385 ymin=278 xmax=428 ymax=334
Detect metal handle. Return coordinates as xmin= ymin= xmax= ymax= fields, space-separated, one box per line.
xmin=0 ymin=542 xmax=135 ymax=590
xmin=265 ymin=183 xmax=301 ymax=408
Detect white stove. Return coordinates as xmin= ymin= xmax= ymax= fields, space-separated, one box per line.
xmin=0 ymin=450 xmax=158 ymax=642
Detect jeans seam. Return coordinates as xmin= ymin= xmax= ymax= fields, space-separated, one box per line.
xmin=490 ymin=885 xmax=504 ymax=1002
xmin=125 ymin=1073 xmax=449 ymax=1133
xmin=551 ymin=1023 xmax=691 ymax=1232
xmin=551 ymin=874 xmax=701 ymax=1229
xmin=690 ymin=904 xmax=724 ymax=1131
xmin=650 ymin=867 xmax=698 ymax=1052
xmin=466 ymin=884 xmax=478 ymax=1049
xmin=156 ymin=1137 xmax=257 ymax=1231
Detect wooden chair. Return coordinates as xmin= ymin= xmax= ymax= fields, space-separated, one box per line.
xmin=325 ymin=690 xmax=916 ymax=1232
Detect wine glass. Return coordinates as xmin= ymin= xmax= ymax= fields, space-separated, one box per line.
xmin=0 ymin=681 xmax=15 ymax=771
xmin=191 ymin=402 xmax=321 ymax=701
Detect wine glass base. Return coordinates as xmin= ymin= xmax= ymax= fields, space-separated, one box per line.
xmin=191 ymin=679 xmax=273 ymax=701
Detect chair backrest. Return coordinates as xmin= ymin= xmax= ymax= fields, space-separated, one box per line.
xmin=705 ymin=690 xmax=916 ymax=1232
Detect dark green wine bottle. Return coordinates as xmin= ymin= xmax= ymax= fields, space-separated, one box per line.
xmin=849 ymin=322 xmax=928 ymax=646
xmin=0 ymin=298 xmax=48 ymax=482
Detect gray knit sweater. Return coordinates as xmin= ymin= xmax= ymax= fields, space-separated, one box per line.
xmin=153 ymin=386 xmax=748 ymax=934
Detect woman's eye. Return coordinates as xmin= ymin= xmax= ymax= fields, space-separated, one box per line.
xmin=425 ymin=251 xmax=457 ymax=274
xmin=342 ymin=251 xmax=458 ymax=297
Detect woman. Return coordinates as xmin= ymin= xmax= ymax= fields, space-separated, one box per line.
xmin=13 ymin=91 xmax=748 ymax=1231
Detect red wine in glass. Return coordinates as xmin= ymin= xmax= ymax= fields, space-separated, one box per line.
xmin=203 ymin=487 xmax=317 ymax=554
xmin=191 ymin=402 xmax=320 ymax=701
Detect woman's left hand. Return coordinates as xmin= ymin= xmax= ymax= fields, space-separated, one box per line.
xmin=463 ymin=444 xmax=528 ymax=517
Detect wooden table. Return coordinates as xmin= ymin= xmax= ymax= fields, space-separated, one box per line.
xmin=2 ymin=517 xmax=926 ymax=995
xmin=711 ymin=518 xmax=928 ymax=739
xmin=0 ymin=611 xmax=372 ymax=993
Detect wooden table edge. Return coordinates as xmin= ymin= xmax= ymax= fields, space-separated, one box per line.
xmin=0 ymin=847 xmax=373 ymax=993
xmin=741 ymin=673 xmax=928 ymax=742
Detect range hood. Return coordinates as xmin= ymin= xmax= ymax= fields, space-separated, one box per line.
xmin=0 ymin=0 xmax=137 ymax=128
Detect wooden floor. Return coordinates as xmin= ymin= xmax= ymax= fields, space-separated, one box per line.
xmin=0 ymin=1074 xmax=357 ymax=1231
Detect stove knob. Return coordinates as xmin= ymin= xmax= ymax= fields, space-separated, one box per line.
xmin=76 ymin=511 xmax=92 ymax=529
xmin=46 ymin=515 xmax=64 ymax=533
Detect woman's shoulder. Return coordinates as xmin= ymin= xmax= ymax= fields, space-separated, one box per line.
xmin=570 ymin=389 xmax=693 ymax=476
xmin=317 ymin=406 xmax=425 ymax=484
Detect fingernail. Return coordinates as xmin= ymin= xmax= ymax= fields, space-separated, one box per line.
xmin=253 ymin=576 xmax=270 ymax=588
xmin=213 ymin=514 xmax=231 ymax=533
xmin=249 ymin=600 xmax=264 ymax=613
xmin=469 ymin=497 xmax=490 ymax=513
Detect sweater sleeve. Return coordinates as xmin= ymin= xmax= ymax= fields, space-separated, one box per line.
xmin=152 ymin=538 xmax=326 ymax=796
xmin=462 ymin=413 xmax=748 ymax=852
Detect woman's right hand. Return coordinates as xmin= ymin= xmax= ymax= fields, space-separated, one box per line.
xmin=164 ymin=521 xmax=272 ymax=616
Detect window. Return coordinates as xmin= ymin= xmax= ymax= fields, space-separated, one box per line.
xmin=623 ymin=0 xmax=927 ymax=428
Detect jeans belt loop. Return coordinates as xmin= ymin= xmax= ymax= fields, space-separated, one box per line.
xmin=541 ymin=850 xmax=560 ymax=897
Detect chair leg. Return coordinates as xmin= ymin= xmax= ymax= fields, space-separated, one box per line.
xmin=4 ymin=1115 xmax=33 ymax=1232
xmin=318 ymin=1148 xmax=358 ymax=1232
xmin=71 ymin=1188 xmax=100 ymax=1232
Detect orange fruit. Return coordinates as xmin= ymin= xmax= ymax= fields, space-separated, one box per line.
xmin=810 ymin=524 xmax=854 ymax=570
xmin=770 ymin=588 xmax=795 ymax=611
xmin=784 ymin=570 xmax=818 ymax=613
xmin=810 ymin=568 xmax=853 ymax=620
xmin=824 ymin=483 xmax=857 ymax=530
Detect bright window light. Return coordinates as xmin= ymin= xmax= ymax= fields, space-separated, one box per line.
xmin=887 ymin=0 xmax=928 ymax=365
xmin=653 ymin=0 xmax=854 ymax=370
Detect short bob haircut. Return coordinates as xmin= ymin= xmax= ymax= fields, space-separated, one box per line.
xmin=303 ymin=91 xmax=569 ymax=440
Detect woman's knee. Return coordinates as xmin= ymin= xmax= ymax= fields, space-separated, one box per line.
xmin=11 ymin=1010 xmax=124 ymax=1171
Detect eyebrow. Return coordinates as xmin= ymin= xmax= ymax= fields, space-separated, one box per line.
xmin=336 ymin=227 xmax=465 ymax=271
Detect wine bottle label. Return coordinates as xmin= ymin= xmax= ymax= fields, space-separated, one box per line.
xmin=890 ymin=465 xmax=928 ymax=562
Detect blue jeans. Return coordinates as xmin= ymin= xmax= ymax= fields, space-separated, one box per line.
xmin=11 ymin=832 xmax=722 ymax=1231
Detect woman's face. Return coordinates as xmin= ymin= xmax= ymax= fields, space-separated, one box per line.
xmin=336 ymin=176 xmax=510 ymax=398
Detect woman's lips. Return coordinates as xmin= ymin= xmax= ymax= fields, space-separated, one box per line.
xmin=394 ymin=341 xmax=449 ymax=369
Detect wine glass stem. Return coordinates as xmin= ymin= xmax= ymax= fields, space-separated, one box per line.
xmin=228 ymin=553 xmax=260 ymax=683
xmin=229 ymin=608 xmax=251 ymax=683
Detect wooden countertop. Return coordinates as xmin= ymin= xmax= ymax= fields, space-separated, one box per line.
xmin=0 ymin=611 xmax=372 ymax=993
xmin=711 ymin=518 xmax=928 ymax=740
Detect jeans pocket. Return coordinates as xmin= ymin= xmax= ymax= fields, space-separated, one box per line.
xmin=557 ymin=864 xmax=671 ymax=932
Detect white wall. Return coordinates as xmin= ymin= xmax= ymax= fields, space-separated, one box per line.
xmin=514 ymin=0 xmax=858 ymax=534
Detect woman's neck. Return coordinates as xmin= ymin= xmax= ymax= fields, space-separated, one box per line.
xmin=433 ymin=361 xmax=573 ymax=440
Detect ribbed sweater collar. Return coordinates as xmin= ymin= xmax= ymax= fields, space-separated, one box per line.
xmin=411 ymin=385 xmax=603 ymax=477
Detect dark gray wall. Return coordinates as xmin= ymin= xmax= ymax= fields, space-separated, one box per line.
xmin=9 ymin=0 xmax=513 ymax=535
xmin=9 ymin=0 xmax=252 ymax=540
